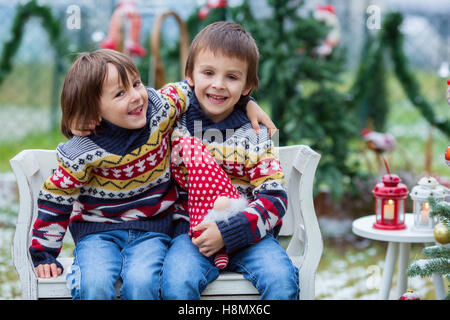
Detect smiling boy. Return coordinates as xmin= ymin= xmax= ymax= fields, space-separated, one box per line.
xmin=161 ymin=22 xmax=299 ymax=300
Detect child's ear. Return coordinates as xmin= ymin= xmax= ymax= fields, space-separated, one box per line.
xmin=186 ymin=75 xmax=194 ymax=87
xmin=242 ymin=85 xmax=252 ymax=96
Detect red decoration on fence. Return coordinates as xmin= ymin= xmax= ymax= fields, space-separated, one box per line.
xmin=100 ymin=1 xmax=147 ymax=57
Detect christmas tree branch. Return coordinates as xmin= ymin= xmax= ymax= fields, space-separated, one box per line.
xmin=0 ymin=0 xmax=70 ymax=86
xmin=423 ymin=244 xmax=450 ymax=259
xmin=429 ymin=197 xmax=450 ymax=221
xmin=383 ymin=12 xmax=450 ymax=138
xmin=407 ymin=258 xmax=450 ymax=278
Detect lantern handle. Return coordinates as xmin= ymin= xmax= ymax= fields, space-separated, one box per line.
xmin=382 ymin=156 xmax=390 ymax=175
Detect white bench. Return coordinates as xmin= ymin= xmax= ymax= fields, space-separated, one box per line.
xmin=10 ymin=145 xmax=322 ymax=300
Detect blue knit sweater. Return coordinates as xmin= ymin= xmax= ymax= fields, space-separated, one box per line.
xmin=171 ymin=94 xmax=288 ymax=253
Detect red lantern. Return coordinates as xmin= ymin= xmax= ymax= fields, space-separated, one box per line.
xmin=372 ymin=157 xmax=409 ymax=231
xmin=372 ymin=173 xmax=408 ymax=230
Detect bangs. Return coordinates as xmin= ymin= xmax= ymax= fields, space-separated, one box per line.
xmin=200 ymin=31 xmax=254 ymax=64
xmin=103 ymin=55 xmax=140 ymax=89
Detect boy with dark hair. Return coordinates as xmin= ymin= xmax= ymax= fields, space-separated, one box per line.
xmin=161 ymin=22 xmax=299 ymax=300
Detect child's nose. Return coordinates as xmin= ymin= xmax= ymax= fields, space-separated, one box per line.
xmin=130 ymin=87 xmax=141 ymax=101
xmin=212 ymin=77 xmax=225 ymax=89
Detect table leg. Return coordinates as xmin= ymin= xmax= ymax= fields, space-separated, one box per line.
xmin=379 ymin=242 xmax=399 ymax=300
xmin=396 ymin=242 xmax=410 ymax=298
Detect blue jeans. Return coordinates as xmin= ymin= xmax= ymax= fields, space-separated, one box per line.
xmin=66 ymin=229 xmax=171 ymax=300
xmin=161 ymin=233 xmax=299 ymax=300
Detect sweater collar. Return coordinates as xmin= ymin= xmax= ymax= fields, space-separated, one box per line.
xmin=88 ymin=114 xmax=150 ymax=155
xmin=187 ymin=94 xmax=249 ymax=135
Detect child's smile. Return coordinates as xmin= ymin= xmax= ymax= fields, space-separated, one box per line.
xmin=207 ymin=93 xmax=229 ymax=104
xmin=127 ymin=103 xmax=145 ymax=116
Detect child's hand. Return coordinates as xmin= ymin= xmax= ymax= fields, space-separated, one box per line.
xmin=35 ymin=263 xmax=62 ymax=278
xmin=246 ymin=100 xmax=277 ymax=137
xmin=191 ymin=222 xmax=225 ymax=257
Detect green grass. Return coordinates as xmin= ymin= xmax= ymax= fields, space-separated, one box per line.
xmin=0 ymin=129 xmax=66 ymax=172
xmin=0 ymin=63 xmax=58 ymax=109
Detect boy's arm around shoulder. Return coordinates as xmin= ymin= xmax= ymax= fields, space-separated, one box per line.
xmin=156 ymin=81 xmax=192 ymax=117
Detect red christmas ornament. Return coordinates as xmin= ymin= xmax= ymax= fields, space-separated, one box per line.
xmin=100 ymin=1 xmax=147 ymax=57
xmin=447 ymin=79 xmax=450 ymax=85
xmin=313 ymin=4 xmax=340 ymax=57
xmin=198 ymin=6 xmax=210 ymax=20
xmin=206 ymin=0 xmax=228 ymax=9
xmin=316 ymin=4 xmax=336 ymax=15
xmin=399 ymin=289 xmax=420 ymax=300
xmin=445 ymin=146 xmax=450 ymax=166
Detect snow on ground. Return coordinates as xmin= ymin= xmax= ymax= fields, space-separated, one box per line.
xmin=0 ymin=227 xmax=20 ymax=299
xmin=316 ymin=216 xmax=437 ymax=300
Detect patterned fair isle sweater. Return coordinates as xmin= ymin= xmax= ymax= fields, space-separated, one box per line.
xmin=30 ymin=82 xmax=191 ymax=270
xmin=171 ymin=94 xmax=288 ymax=253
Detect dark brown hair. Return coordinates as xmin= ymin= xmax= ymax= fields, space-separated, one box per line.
xmin=185 ymin=21 xmax=259 ymax=93
xmin=60 ymin=49 xmax=140 ymax=138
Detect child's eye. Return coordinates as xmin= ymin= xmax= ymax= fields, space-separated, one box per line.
xmin=133 ymin=80 xmax=142 ymax=88
xmin=115 ymin=90 xmax=125 ymax=98
xmin=227 ymin=74 xmax=238 ymax=80
xmin=203 ymin=70 xmax=213 ymax=76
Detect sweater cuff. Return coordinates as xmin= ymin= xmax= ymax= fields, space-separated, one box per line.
xmin=30 ymin=250 xmax=64 ymax=274
xmin=217 ymin=213 xmax=253 ymax=252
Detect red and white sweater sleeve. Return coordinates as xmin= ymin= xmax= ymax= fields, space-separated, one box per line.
xmin=30 ymin=152 xmax=89 ymax=270
xmin=217 ymin=137 xmax=288 ymax=253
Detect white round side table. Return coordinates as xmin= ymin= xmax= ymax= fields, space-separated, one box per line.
xmin=352 ymin=213 xmax=446 ymax=299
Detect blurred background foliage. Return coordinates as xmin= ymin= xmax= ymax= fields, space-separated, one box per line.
xmin=0 ymin=0 xmax=448 ymax=202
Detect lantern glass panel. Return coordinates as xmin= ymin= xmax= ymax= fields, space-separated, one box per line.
xmin=376 ymin=199 xmax=382 ymax=223
xmin=398 ymin=199 xmax=404 ymax=223
xmin=413 ymin=200 xmax=435 ymax=230
xmin=413 ymin=200 xmax=421 ymax=226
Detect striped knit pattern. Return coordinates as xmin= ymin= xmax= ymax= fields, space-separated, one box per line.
xmin=171 ymin=101 xmax=287 ymax=253
xmin=214 ymin=252 xmax=229 ymax=269
xmin=30 ymin=82 xmax=191 ymax=269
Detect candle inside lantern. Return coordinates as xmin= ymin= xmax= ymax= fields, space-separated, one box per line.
xmin=384 ymin=199 xmax=395 ymax=220
xmin=420 ymin=202 xmax=430 ymax=224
